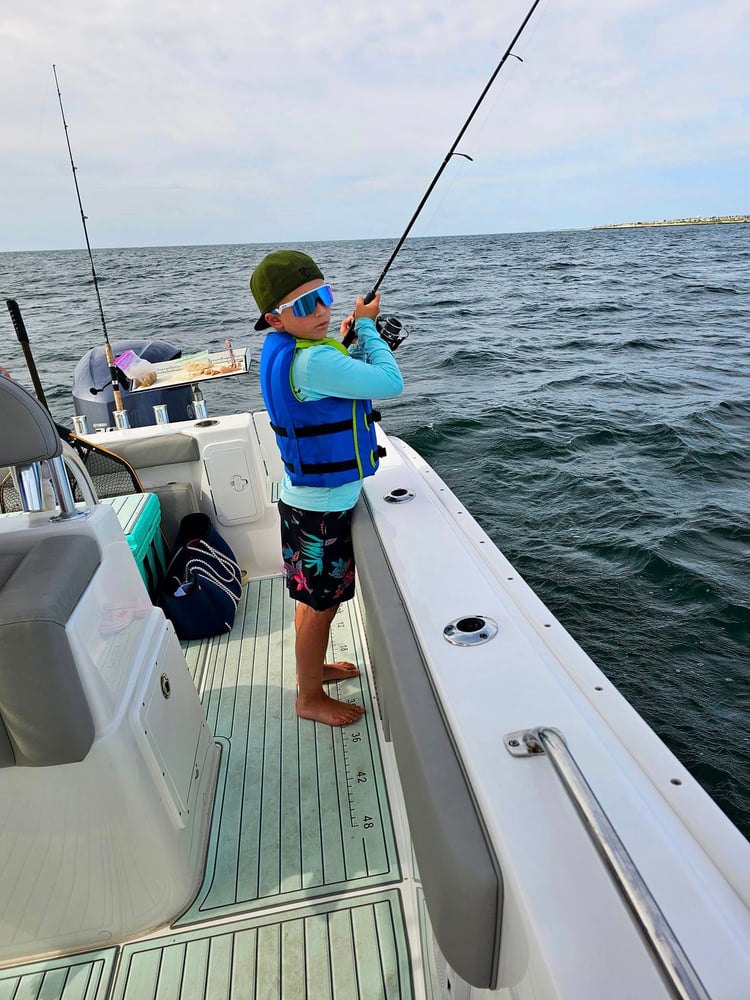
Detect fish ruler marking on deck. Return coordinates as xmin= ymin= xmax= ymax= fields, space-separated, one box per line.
xmin=114 ymin=890 xmax=413 ymax=1000
xmin=331 ymin=602 xmax=397 ymax=881
xmin=177 ymin=578 xmax=400 ymax=926
xmin=0 ymin=948 xmax=116 ymax=1000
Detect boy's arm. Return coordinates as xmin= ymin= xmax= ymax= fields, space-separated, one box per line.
xmin=294 ymin=318 xmax=404 ymax=400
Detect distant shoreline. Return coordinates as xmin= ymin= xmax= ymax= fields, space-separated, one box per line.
xmin=593 ymin=215 xmax=749 ymax=230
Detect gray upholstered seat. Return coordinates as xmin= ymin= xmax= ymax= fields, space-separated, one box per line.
xmin=0 ymin=378 xmax=98 ymax=766
xmin=0 ymin=536 xmax=98 ymax=766
xmin=0 ymin=376 xmax=81 ymax=514
xmin=0 ymin=377 xmax=61 ymax=467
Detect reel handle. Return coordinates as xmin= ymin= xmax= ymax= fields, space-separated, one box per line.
xmin=90 ymin=366 xmax=130 ymax=395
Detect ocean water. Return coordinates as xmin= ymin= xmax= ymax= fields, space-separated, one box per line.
xmin=2 ymin=226 xmax=749 ymax=835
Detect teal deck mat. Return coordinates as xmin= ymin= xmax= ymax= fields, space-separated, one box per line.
xmin=0 ymin=948 xmax=116 ymax=1000
xmin=113 ymin=890 xmax=412 ymax=1000
xmin=179 ymin=577 xmax=400 ymax=923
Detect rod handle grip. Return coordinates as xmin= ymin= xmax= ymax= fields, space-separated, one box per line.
xmin=6 ymin=299 xmax=29 ymax=343
xmin=342 ymin=289 xmax=377 ymax=349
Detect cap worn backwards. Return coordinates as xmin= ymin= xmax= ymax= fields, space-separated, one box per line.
xmin=250 ymin=250 xmax=324 ymax=331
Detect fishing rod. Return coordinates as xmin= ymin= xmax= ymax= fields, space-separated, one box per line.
xmin=5 ymin=298 xmax=50 ymax=409
xmin=52 ymin=64 xmax=126 ymax=416
xmin=343 ymin=0 xmax=545 ymax=349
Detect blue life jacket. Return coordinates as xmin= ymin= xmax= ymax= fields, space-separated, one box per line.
xmin=259 ymin=332 xmax=384 ymax=488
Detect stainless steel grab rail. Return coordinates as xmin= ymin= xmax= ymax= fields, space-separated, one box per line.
xmin=504 ymin=727 xmax=711 ymax=1000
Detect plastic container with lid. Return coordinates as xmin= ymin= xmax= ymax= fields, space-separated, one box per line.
xmin=114 ymin=349 xmax=156 ymax=386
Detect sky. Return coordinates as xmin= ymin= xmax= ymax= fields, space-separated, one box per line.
xmin=1 ymin=0 xmax=748 ymax=251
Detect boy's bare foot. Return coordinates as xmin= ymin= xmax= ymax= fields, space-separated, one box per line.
xmin=296 ymin=661 xmax=360 ymax=685
xmin=296 ymin=691 xmax=366 ymax=727
xmin=322 ymin=660 xmax=360 ymax=683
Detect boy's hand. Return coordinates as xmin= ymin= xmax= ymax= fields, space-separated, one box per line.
xmin=340 ymin=292 xmax=381 ymax=345
xmin=340 ymin=314 xmax=356 ymax=342
xmin=353 ymin=292 xmax=380 ymax=323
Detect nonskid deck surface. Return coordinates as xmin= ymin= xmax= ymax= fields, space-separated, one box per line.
xmin=180 ymin=576 xmax=401 ymax=921
xmin=1 ymin=579 xmax=419 ymax=999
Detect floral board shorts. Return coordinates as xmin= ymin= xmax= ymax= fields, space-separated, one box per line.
xmin=278 ymin=500 xmax=356 ymax=611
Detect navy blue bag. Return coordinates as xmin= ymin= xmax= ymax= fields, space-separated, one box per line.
xmin=160 ymin=513 xmax=242 ymax=640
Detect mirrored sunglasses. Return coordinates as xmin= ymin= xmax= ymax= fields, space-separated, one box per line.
xmin=274 ymin=284 xmax=334 ymax=318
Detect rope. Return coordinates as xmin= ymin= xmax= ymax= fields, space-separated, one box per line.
xmin=168 ymin=539 xmax=242 ymax=607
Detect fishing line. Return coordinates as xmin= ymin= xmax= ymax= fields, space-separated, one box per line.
xmin=52 ymin=64 xmax=126 ymax=414
xmin=471 ymin=12 xmax=546 ymax=156
xmin=343 ymin=0 xmax=545 ymax=349
xmin=411 ymin=148 xmax=472 ymax=238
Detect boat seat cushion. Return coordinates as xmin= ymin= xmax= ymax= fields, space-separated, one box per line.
xmin=0 ymin=377 xmax=62 ymax=468
xmin=0 ymin=535 xmax=99 ymax=767
xmin=110 ymin=433 xmax=200 ymax=469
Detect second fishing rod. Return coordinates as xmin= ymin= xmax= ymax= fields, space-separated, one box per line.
xmin=52 ymin=64 xmax=131 ymax=423
xmin=344 ymin=0 xmax=544 ymax=351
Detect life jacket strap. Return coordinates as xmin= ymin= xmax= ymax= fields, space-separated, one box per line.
xmin=272 ymin=407 xmax=381 ymax=439
xmin=295 ymin=418 xmax=355 ymax=439
xmin=286 ymin=457 xmax=361 ymax=475
xmin=271 ymin=417 xmax=360 ymax=439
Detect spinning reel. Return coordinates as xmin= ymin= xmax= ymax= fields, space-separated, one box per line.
xmin=375 ymin=315 xmax=409 ymax=351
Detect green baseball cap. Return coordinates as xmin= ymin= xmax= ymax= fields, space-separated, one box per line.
xmin=250 ymin=250 xmax=325 ymax=330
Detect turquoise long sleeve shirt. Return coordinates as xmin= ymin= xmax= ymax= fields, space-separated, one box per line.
xmin=280 ymin=317 xmax=404 ymax=512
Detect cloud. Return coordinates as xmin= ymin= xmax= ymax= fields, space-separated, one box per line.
xmin=1 ymin=0 xmax=748 ymax=249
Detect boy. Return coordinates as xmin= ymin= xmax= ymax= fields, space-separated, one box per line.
xmin=251 ymin=250 xmax=404 ymax=726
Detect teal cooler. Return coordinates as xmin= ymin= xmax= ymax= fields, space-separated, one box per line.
xmin=102 ymin=493 xmax=168 ymax=596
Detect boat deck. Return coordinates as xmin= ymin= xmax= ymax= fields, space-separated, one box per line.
xmin=0 ymin=578 xmax=436 ymax=999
